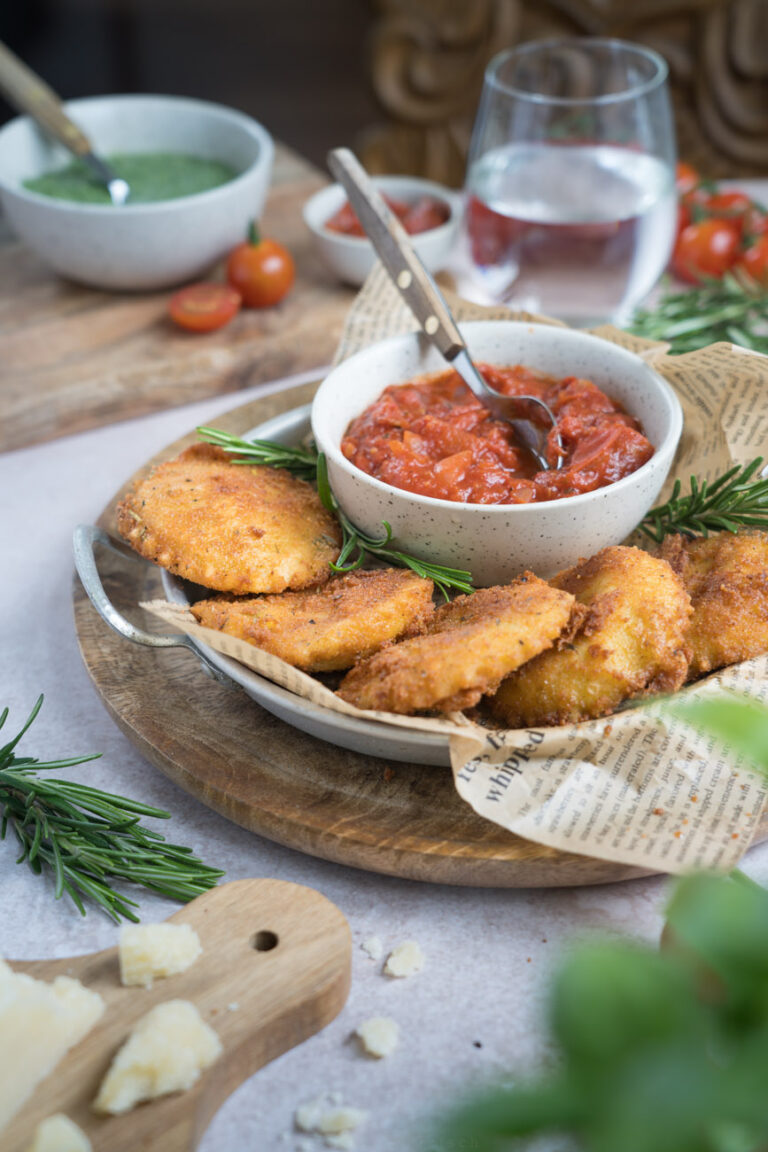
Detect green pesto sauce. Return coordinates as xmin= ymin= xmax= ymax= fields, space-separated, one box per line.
xmin=23 ymin=152 xmax=239 ymax=205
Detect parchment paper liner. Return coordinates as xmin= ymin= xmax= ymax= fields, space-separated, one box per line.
xmin=143 ymin=266 xmax=768 ymax=875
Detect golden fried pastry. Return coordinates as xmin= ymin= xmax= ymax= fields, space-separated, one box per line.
xmin=337 ymin=574 xmax=580 ymax=714
xmin=660 ymin=531 xmax=768 ymax=678
xmin=489 ymin=546 xmax=691 ymax=728
xmin=117 ymin=443 xmax=341 ymax=594
xmin=191 ymin=568 xmax=435 ymax=672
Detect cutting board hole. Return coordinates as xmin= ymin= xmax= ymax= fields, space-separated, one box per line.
xmin=253 ymin=930 xmax=279 ymax=952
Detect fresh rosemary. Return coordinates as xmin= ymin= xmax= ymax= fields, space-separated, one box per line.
xmin=0 ymin=697 xmax=224 ymax=922
xmin=197 ymin=425 xmax=319 ymax=482
xmin=197 ymin=425 xmax=475 ymax=598
xmin=640 ymin=457 xmax=768 ymax=542
xmin=630 ymin=274 xmax=768 ymax=355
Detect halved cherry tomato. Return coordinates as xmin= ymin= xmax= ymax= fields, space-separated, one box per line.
xmin=737 ymin=234 xmax=768 ymax=287
xmin=672 ymin=218 xmax=742 ymax=283
xmin=227 ymin=223 xmax=295 ymax=307
xmin=169 ymin=283 xmax=241 ymax=332
xmin=675 ymin=161 xmax=700 ymax=197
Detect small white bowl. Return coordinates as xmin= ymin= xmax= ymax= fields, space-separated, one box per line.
xmin=312 ymin=322 xmax=682 ymax=586
xmin=0 ymin=94 xmax=274 ymax=291
xmin=303 ymin=175 xmax=461 ymax=286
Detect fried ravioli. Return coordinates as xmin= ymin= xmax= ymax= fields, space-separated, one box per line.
xmin=489 ymin=546 xmax=691 ymax=728
xmin=117 ymin=443 xmax=341 ymax=594
xmin=337 ymin=574 xmax=580 ymax=714
xmin=191 ymin=568 xmax=435 ymax=672
xmin=660 ymin=531 xmax=768 ymax=678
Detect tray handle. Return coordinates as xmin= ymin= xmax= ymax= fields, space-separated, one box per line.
xmin=73 ymin=525 xmax=231 ymax=683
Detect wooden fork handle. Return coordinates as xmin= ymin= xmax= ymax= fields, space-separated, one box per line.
xmin=0 ymin=39 xmax=91 ymax=156
xmin=327 ymin=147 xmax=465 ymax=360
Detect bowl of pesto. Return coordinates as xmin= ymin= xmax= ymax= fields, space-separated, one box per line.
xmin=0 ymin=94 xmax=274 ymax=290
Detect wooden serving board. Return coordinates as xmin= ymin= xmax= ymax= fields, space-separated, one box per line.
xmin=0 ymin=145 xmax=355 ymax=453
xmin=4 ymin=879 xmax=351 ymax=1151
xmin=74 ymin=383 xmax=768 ymax=889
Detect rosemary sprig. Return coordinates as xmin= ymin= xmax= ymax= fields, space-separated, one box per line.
xmin=315 ymin=455 xmax=474 ymax=599
xmin=197 ymin=426 xmax=475 ymax=598
xmin=0 ymin=697 xmax=224 ymax=922
xmin=640 ymin=457 xmax=768 ymax=542
xmin=630 ymin=274 xmax=768 ymax=354
xmin=197 ymin=425 xmax=319 ymax=481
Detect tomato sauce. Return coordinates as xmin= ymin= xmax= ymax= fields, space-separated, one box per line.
xmin=325 ymin=195 xmax=450 ymax=237
xmin=341 ymin=364 xmax=654 ymax=505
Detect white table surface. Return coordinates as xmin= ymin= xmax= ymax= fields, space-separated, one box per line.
xmin=3 ymin=359 xmax=768 ymax=1152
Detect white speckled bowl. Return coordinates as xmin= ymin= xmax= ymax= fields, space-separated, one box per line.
xmin=0 ymin=95 xmax=274 ymax=291
xmin=312 ymin=322 xmax=682 ymax=586
xmin=302 ymin=175 xmax=461 ymax=286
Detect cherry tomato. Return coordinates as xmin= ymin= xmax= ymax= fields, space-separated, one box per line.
xmin=675 ymin=161 xmax=700 ymax=196
xmin=737 ymin=234 xmax=768 ymax=287
xmin=169 ymin=282 xmax=241 ymax=332
xmin=227 ymin=223 xmax=295 ymax=307
xmin=671 ymin=218 xmax=741 ymax=283
xmin=703 ymin=191 xmax=753 ymax=233
xmin=744 ymin=206 xmax=768 ymax=239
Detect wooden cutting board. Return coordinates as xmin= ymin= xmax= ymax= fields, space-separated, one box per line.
xmin=73 ymin=381 xmax=768 ymax=889
xmin=0 ymin=145 xmax=355 ymax=453
xmin=3 ymin=879 xmax=351 ymax=1151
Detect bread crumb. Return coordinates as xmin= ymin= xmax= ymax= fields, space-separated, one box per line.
xmin=356 ymin=1016 xmax=399 ymax=1058
xmin=384 ymin=941 xmax=424 ymax=978
xmin=360 ymin=936 xmax=383 ymax=961
xmin=227 ymin=1001 xmax=240 ymax=1012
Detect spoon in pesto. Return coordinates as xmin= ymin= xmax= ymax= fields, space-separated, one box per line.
xmin=0 ymin=39 xmax=130 ymax=205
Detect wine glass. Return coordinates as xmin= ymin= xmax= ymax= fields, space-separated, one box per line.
xmin=463 ymin=38 xmax=677 ymax=327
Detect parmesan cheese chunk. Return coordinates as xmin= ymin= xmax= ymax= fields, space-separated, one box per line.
xmin=383 ymin=940 xmax=424 ymax=978
xmin=360 ymin=936 xmax=383 ymax=961
xmin=0 ymin=959 xmax=105 ymax=1135
xmin=356 ymin=1015 xmax=399 ymax=1058
xmin=295 ymin=1096 xmax=367 ymax=1145
xmin=119 ymin=922 xmax=202 ymax=988
xmin=93 ymin=1000 xmax=221 ymax=1115
xmin=26 ymin=1114 xmax=92 ymax=1152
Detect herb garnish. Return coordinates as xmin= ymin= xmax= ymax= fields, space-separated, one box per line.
xmin=630 ymin=274 xmax=768 ymax=354
xmin=197 ymin=425 xmax=474 ymax=598
xmin=1 ymin=697 xmax=224 ymax=922
xmin=640 ymin=457 xmax=768 ymax=542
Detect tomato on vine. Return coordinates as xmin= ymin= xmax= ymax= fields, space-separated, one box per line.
xmin=737 ymin=235 xmax=768 ymax=288
xmin=671 ymin=218 xmax=741 ymax=283
xmin=227 ymin=222 xmax=295 ymax=307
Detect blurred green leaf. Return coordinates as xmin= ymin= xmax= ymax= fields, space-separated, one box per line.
xmin=662 ymin=692 xmax=768 ymax=776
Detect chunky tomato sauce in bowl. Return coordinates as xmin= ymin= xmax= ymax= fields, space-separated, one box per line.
xmin=303 ymin=175 xmax=460 ymax=286
xmin=312 ymin=322 xmax=682 ymax=586
xmin=342 ymin=364 xmax=655 ymax=506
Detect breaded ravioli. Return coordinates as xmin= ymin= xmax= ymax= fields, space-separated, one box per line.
xmin=660 ymin=531 xmax=768 ymax=678
xmin=191 ymin=568 xmax=435 ymax=672
xmin=337 ymin=575 xmax=580 ymax=714
xmin=117 ymin=443 xmax=341 ymax=594
xmin=489 ymin=546 xmax=691 ymax=728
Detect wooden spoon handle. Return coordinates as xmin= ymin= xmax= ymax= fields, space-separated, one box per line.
xmin=327 ymin=147 xmax=465 ymax=360
xmin=0 ymin=39 xmax=91 ymax=156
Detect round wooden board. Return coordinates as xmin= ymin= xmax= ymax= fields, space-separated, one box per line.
xmin=74 ymin=382 xmax=768 ymax=888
